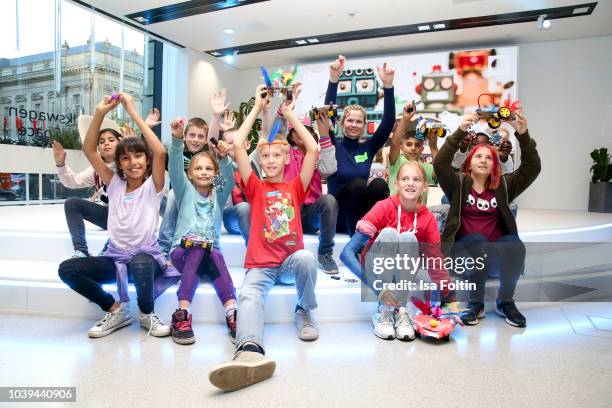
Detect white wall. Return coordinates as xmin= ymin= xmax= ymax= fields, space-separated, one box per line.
xmin=514 ymin=35 xmax=612 ymax=211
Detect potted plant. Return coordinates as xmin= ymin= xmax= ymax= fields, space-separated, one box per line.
xmin=233 ymin=97 xmax=261 ymax=155
xmin=588 ymin=148 xmax=612 ymax=212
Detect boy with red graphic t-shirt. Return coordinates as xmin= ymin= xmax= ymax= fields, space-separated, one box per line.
xmin=209 ymin=84 xmax=320 ymax=392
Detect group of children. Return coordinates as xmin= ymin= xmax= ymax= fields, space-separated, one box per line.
xmin=54 ymin=55 xmax=540 ymax=391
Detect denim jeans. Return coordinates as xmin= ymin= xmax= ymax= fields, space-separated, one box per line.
xmin=235 ymin=249 xmax=318 ymax=352
xmin=158 ymin=190 xmax=177 ymax=255
xmin=58 ymin=253 xmax=163 ymax=314
xmin=301 ymin=194 xmax=338 ymax=256
xmin=222 ymin=202 xmax=251 ymax=245
xmin=364 ymin=228 xmax=418 ymax=303
xmin=64 ymin=197 xmax=108 ymax=255
xmin=452 ymin=233 xmax=525 ymax=302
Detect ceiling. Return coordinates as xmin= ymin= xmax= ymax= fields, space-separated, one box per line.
xmin=70 ymin=0 xmax=612 ymax=69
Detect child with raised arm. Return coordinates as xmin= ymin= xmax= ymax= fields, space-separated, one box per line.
xmin=208 ymin=85 xmax=319 ymax=392
xmin=167 ymin=116 xmax=237 ymax=345
xmin=58 ymin=93 xmax=174 ymax=338
xmin=387 ymin=102 xmax=439 ymax=203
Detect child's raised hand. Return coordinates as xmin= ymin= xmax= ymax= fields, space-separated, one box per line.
xmin=216 ymin=140 xmax=230 ymax=158
xmin=426 ymin=129 xmax=439 ymax=147
xmin=220 ymin=110 xmax=235 ymax=131
xmin=95 ymin=95 xmax=120 ymax=116
xmin=459 ymin=112 xmax=479 ymax=132
xmin=376 ymin=62 xmax=395 ymax=88
xmin=121 ymin=124 xmax=136 ymax=138
xmin=402 ymin=101 xmax=417 ymax=120
xmin=145 ymin=108 xmax=161 ymax=128
xmin=329 ymin=55 xmax=346 ymax=83
xmin=210 ymin=88 xmax=230 ymax=115
xmin=498 ymin=139 xmax=513 ymax=158
xmin=52 ymin=140 xmax=66 ymax=167
xmin=254 ymin=84 xmax=270 ymax=109
xmin=279 ymin=97 xmax=296 ymax=117
xmin=507 ymin=109 xmax=528 ymax=135
xmin=119 ymin=92 xmax=136 ymax=116
xmin=170 ymin=117 xmax=185 ymax=139
xmin=316 ymin=113 xmax=332 ymax=137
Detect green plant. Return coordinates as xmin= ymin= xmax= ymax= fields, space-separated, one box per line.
xmin=51 ymin=127 xmax=82 ymax=150
xmin=590 ymin=148 xmax=612 ymax=183
xmin=232 ymin=97 xmax=261 ymax=155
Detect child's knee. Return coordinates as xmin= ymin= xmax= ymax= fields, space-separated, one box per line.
xmin=377 ymin=227 xmax=399 ymax=243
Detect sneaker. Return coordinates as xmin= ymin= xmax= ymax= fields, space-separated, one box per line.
xmin=88 ymin=303 xmax=132 ymax=338
xmin=72 ymin=250 xmax=88 ymax=258
xmin=372 ymin=305 xmax=395 ymax=340
xmin=460 ymin=302 xmax=486 ymax=326
xmin=295 ymin=308 xmax=319 ymax=341
xmin=318 ymin=253 xmax=339 ymax=275
xmin=394 ymin=307 xmax=416 ymax=341
xmin=139 ymin=311 xmax=171 ymax=337
xmin=209 ymin=350 xmax=276 ymax=391
xmin=171 ymin=309 xmax=195 ymax=345
xmin=226 ymin=309 xmax=237 ymax=342
xmin=496 ymin=301 xmax=527 ymax=327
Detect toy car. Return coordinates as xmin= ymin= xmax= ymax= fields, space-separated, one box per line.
xmin=309 ymin=105 xmax=338 ymax=122
xmin=416 ymin=117 xmax=449 ymax=140
xmin=475 ymin=93 xmax=521 ymax=129
xmin=411 ymin=296 xmax=463 ymax=341
xmin=180 ymin=236 xmax=214 ymax=252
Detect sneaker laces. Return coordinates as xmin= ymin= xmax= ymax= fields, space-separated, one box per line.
xmin=298 ymin=309 xmax=315 ymax=328
xmin=95 ymin=312 xmax=113 ymax=328
xmin=396 ymin=309 xmax=413 ymax=327
xmin=377 ymin=310 xmax=394 ymax=326
xmin=175 ymin=318 xmax=192 ymax=332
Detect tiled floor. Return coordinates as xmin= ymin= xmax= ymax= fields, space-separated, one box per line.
xmin=1 ymin=302 xmax=611 ymax=407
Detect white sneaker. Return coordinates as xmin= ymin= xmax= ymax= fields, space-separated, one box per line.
xmin=394 ymin=307 xmax=416 ymax=341
xmin=139 ymin=311 xmax=171 ymax=337
xmin=295 ymin=308 xmax=319 ymax=341
xmin=372 ymin=305 xmax=395 ymax=340
xmin=88 ymin=303 xmax=132 ymax=338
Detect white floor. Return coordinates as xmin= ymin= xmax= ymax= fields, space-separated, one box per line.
xmin=1 ymin=302 xmax=612 ymax=407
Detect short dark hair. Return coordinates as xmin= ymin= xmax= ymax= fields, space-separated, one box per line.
xmin=184 ymin=117 xmax=209 ymax=135
xmin=114 ymin=137 xmax=152 ymax=180
xmin=99 ymin=128 xmax=123 ymax=141
xmin=287 ymin=126 xmax=318 ymax=146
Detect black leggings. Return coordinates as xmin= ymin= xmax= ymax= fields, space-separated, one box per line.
xmin=334 ymin=178 xmax=389 ymax=235
xmin=58 ymin=253 xmax=162 ymax=314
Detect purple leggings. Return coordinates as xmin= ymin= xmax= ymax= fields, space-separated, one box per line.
xmin=171 ymin=247 xmax=236 ymax=304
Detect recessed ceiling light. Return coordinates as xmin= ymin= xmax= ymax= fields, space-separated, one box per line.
xmin=418 ymin=25 xmax=431 ymax=31
xmin=307 ymin=38 xmax=319 ymax=43
xmin=133 ymin=16 xmax=148 ymax=24
xmin=224 ymin=54 xmax=234 ymax=63
xmin=295 ymin=40 xmax=307 ymax=45
xmin=433 ymin=23 xmax=446 ymax=29
xmin=572 ymin=6 xmax=589 ymax=14
xmin=537 ymin=15 xmax=552 ymax=31
xmin=210 ymin=51 xmax=222 ymax=56
xmin=223 ymin=28 xmax=235 ymax=34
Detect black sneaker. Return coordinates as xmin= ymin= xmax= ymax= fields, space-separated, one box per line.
xmin=171 ymin=309 xmax=195 ymax=345
xmin=496 ymin=301 xmax=526 ymax=327
xmin=460 ymin=302 xmax=485 ymax=325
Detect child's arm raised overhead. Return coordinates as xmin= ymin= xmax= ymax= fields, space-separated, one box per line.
xmin=233 ymin=84 xmax=269 ymax=184
xmin=281 ymin=89 xmax=318 ymax=192
xmin=82 ymin=96 xmax=120 ymax=186
xmin=120 ymin=92 xmax=166 ymax=193
xmin=168 ymin=118 xmax=189 ymax=202
xmin=389 ymin=101 xmax=416 ymax=166
xmin=208 ymin=88 xmax=230 ymax=143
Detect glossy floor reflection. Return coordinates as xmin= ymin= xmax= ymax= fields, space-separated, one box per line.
xmin=1 ymin=303 xmax=611 ymax=407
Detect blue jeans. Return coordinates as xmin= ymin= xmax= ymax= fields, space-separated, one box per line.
xmin=301 ymin=194 xmax=338 ymax=255
xmin=223 ymin=202 xmax=251 ymax=245
xmin=158 ymin=190 xmax=177 ymax=256
xmin=64 ymin=197 xmax=108 ymax=255
xmin=453 ymin=233 xmax=525 ymax=302
xmin=236 ymin=249 xmax=318 ymax=352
